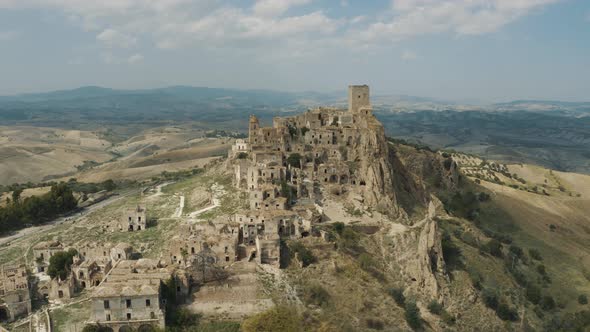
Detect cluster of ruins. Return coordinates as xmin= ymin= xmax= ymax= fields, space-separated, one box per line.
xmin=1 ymin=85 xmax=392 ymax=331
xmin=0 ymin=265 xmax=31 ymax=323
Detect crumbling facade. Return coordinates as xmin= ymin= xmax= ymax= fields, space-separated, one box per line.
xmin=0 ymin=265 xmax=31 ymax=322
xmin=88 ymin=259 xmax=171 ymax=331
xmin=225 ymin=85 xmax=395 ymax=266
xmin=120 ymin=206 xmax=147 ymax=231
xmin=33 ymin=240 xmax=65 ymax=273
xmin=72 ymin=242 xmax=133 ymax=289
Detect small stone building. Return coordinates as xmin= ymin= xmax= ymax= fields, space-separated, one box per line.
xmin=87 ymin=259 xmax=170 ymax=332
xmin=49 ymin=276 xmax=76 ymax=302
xmin=0 ymin=265 xmax=31 ymax=322
xmin=33 ymin=240 xmax=65 ymax=273
xmin=120 ymin=206 xmax=147 ymax=231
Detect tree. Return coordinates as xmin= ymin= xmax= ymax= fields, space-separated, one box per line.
xmin=237 ymin=152 xmax=248 ymax=159
xmin=286 ymin=153 xmax=302 ymax=168
xmin=47 ymin=249 xmax=78 ymax=280
xmin=12 ymin=188 xmax=23 ymax=203
xmin=579 ymin=294 xmax=588 ymax=305
xmin=102 ymin=179 xmax=116 ymax=191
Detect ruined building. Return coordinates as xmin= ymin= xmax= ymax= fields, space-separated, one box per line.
xmin=226 ymin=85 xmax=397 ymax=266
xmin=0 ymin=265 xmax=31 ymax=322
xmin=33 ymin=240 xmax=65 ymax=273
xmin=88 ymin=259 xmax=172 ymax=331
xmin=120 ymin=206 xmax=147 ymax=231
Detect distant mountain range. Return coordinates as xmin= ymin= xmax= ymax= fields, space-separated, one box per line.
xmin=1 ymin=86 xmax=587 ymax=116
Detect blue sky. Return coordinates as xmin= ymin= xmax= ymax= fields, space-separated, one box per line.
xmin=0 ymin=0 xmax=589 ymax=102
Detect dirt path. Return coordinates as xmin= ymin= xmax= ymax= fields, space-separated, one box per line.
xmin=187 ymin=183 xmax=225 ymax=218
xmin=173 ymin=195 xmax=185 ymax=218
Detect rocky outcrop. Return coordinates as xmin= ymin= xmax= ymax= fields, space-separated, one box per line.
xmin=347 ymin=118 xmax=401 ymax=215
xmin=386 ymin=199 xmax=449 ymax=301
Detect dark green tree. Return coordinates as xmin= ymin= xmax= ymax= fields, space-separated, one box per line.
xmin=47 ymin=249 xmax=78 ymax=280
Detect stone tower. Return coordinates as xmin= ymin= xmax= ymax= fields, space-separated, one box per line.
xmin=248 ymin=115 xmax=259 ymax=145
xmin=348 ymin=85 xmax=371 ymax=114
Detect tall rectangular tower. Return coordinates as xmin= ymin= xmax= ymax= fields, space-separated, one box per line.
xmin=348 ymin=85 xmax=370 ymax=114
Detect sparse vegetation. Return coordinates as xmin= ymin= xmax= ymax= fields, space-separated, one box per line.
xmin=302 ymin=283 xmax=331 ymax=307
xmin=427 ymin=300 xmax=443 ymax=315
xmin=241 ymin=306 xmax=302 ymax=332
xmin=388 ymin=287 xmax=405 ymax=306
xmin=289 ymin=241 xmax=316 ymax=267
xmin=404 ymin=301 xmax=422 ymax=330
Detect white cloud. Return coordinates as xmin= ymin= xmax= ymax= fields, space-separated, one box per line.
xmin=0 ymin=30 xmax=18 ymax=41
xmin=127 ymin=53 xmax=144 ymax=64
xmin=0 ymin=0 xmax=564 ymax=57
xmin=357 ymin=0 xmax=563 ymax=43
xmin=97 ymin=28 xmax=136 ymax=48
xmin=253 ymin=0 xmax=311 ymax=17
xmin=401 ymin=50 xmax=416 ymax=60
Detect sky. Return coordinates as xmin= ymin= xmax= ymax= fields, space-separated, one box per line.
xmin=0 ymin=0 xmax=589 ymax=102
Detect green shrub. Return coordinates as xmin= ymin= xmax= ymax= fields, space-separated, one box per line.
xmin=241 ymin=306 xmax=302 ymax=332
xmin=441 ymin=231 xmax=463 ymax=269
xmin=483 ymin=288 xmax=499 ymax=310
xmin=441 ymin=311 xmax=456 ymax=325
xmin=460 ymin=231 xmax=479 ymax=247
xmin=338 ymin=227 xmax=362 ymax=255
xmin=509 ymin=245 xmax=524 ymax=259
xmin=529 ymin=248 xmax=542 ymax=261
xmin=302 ymin=283 xmax=331 ymax=307
xmin=404 ymin=301 xmax=422 ymax=330
xmin=358 ymin=253 xmax=377 ymax=271
xmin=167 ymin=308 xmax=200 ymax=327
xmin=526 ymin=284 xmax=542 ymax=304
xmin=289 ymin=242 xmax=316 ymax=267
xmin=82 ymin=326 xmax=113 ymax=332
xmin=579 ymin=294 xmax=588 ymax=305
xmin=540 ymin=295 xmax=556 ymax=311
xmin=467 ymin=267 xmax=483 ymax=289
xmin=332 ymin=222 xmax=345 ymax=235
xmin=496 ymin=303 xmax=519 ymax=321
xmin=486 ymin=239 xmax=503 ymax=257
xmin=388 ymin=287 xmax=405 ymax=306
xmin=427 ymin=300 xmax=443 ymax=315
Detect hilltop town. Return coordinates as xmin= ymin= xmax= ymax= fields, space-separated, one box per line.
xmin=1 ymin=85 xmax=416 ymax=331
xmin=1 ymin=85 xmax=589 ymax=332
